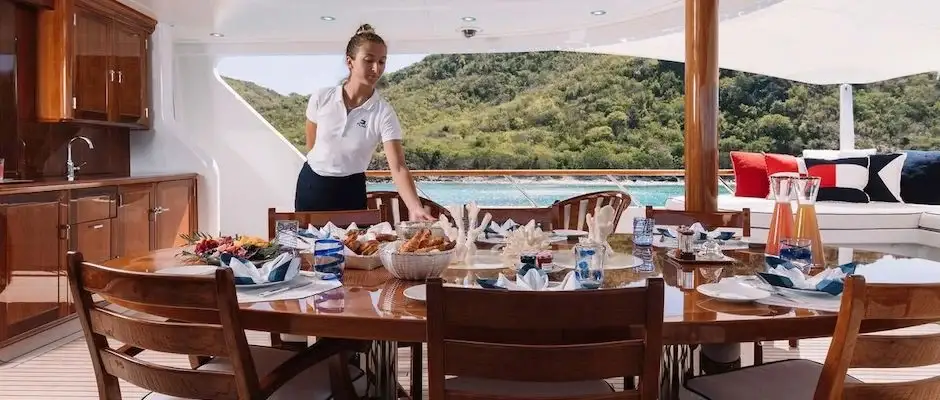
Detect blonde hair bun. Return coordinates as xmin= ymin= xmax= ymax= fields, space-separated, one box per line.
xmin=356 ymin=24 xmax=376 ymax=35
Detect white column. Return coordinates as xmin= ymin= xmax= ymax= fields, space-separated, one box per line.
xmin=839 ymin=84 xmax=855 ymax=151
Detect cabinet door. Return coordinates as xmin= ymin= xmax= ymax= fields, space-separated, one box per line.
xmin=153 ymin=179 xmax=194 ymax=249
xmin=114 ymin=184 xmax=152 ymax=257
xmin=72 ymin=9 xmax=111 ymax=122
xmin=0 ymin=192 xmax=67 ymax=344
xmin=112 ymin=24 xmax=147 ymax=127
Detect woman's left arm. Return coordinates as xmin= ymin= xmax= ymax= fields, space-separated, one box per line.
xmin=380 ymin=109 xmax=435 ymax=221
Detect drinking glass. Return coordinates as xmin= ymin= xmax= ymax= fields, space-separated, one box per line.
xmin=779 ymin=238 xmax=813 ymax=274
xmin=632 ymin=217 xmax=654 ymax=246
xmin=574 ymin=240 xmax=606 ymax=289
xmin=633 ymin=245 xmax=654 ymax=272
xmin=313 ymin=238 xmax=345 ymax=280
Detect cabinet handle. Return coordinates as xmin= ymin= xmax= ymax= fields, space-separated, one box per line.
xmin=91 ymin=224 xmax=104 ymax=230
xmin=109 ymin=69 xmax=115 ymax=82
xmin=118 ymin=71 xmax=123 ymax=83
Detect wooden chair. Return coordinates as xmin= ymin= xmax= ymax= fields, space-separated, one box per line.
xmin=366 ymin=191 xmax=451 ymax=224
xmin=679 ymin=275 xmax=940 ymax=400
xmin=478 ymin=206 xmax=555 ymax=230
xmin=644 ymin=206 xmax=752 ymax=237
xmin=267 ymin=207 xmax=384 ymax=239
xmin=267 ymin=206 xmax=424 ymax=400
xmin=551 ymin=190 xmax=632 ymax=231
xmin=644 ymin=206 xmax=766 ymax=363
xmin=66 ymin=251 xmax=364 ymax=400
xmin=426 ymin=277 xmax=665 ymax=399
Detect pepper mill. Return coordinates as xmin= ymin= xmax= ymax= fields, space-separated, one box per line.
xmin=677 ymin=225 xmax=696 ymax=260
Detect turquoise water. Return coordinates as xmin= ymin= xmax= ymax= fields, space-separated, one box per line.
xmin=367 ymin=180 xmax=733 ymax=207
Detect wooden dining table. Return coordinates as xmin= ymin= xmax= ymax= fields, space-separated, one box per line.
xmin=101 ymin=234 xmax=939 ymax=399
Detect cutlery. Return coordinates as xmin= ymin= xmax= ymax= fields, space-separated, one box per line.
xmin=258 ymin=281 xmax=313 ymax=297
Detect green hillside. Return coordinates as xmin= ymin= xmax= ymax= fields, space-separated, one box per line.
xmin=223 ymin=52 xmax=940 ymax=170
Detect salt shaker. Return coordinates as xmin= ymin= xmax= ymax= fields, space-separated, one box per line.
xmin=677 ymin=225 xmax=696 ymax=260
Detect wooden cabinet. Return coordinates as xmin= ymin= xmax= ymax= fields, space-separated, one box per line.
xmin=36 ymin=0 xmax=155 ymax=129
xmin=0 ymin=191 xmax=68 ymax=344
xmin=0 ymin=175 xmax=197 ymax=349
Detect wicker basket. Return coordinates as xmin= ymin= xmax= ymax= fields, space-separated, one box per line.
xmin=379 ymin=240 xmax=455 ymax=280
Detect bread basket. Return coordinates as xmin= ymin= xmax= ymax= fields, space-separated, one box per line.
xmin=379 ymin=240 xmax=454 ymax=280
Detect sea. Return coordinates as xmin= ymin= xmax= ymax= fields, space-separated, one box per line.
xmin=367 ymin=178 xmax=734 ymax=208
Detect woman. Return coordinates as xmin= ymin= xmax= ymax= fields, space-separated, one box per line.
xmin=295 ymin=24 xmax=434 ymax=221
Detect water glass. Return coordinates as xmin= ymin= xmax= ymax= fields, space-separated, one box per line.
xmin=633 ymin=217 xmax=654 ymax=246
xmin=313 ymin=238 xmax=345 ymax=280
xmin=574 ymin=240 xmax=606 ymax=289
xmin=779 ymin=238 xmax=813 ymax=273
xmin=633 ymin=246 xmax=654 ymax=272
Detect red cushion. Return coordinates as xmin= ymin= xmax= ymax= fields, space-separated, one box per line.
xmin=730 ymin=151 xmax=769 ymax=198
xmin=764 ymin=153 xmax=800 ymax=177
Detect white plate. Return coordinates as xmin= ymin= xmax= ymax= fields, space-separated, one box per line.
xmin=476 ymin=235 xmax=568 ymax=245
xmin=235 ymin=279 xmax=293 ymax=290
xmin=697 ymin=281 xmax=771 ymax=302
xmin=403 ymin=284 xmax=427 ymax=302
xmin=553 ymin=229 xmax=588 ymax=237
xmin=154 ymin=265 xmax=217 ymax=275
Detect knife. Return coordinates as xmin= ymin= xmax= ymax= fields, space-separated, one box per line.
xmin=258 ymin=281 xmax=313 ymax=297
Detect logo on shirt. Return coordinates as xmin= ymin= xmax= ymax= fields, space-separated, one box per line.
xmin=357 ymin=119 xmax=367 ymax=128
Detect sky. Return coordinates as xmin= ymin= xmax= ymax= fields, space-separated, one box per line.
xmin=216 ymin=54 xmax=428 ymax=95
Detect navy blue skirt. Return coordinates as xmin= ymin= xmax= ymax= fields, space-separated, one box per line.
xmin=294 ymin=163 xmax=367 ymax=211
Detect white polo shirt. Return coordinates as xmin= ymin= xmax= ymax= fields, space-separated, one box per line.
xmin=305 ymin=86 xmax=403 ymax=177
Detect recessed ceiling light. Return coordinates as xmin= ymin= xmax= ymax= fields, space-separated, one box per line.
xmin=209 ymin=32 xmax=224 ymax=37
xmin=321 ymin=16 xmax=336 ymax=21
xmin=461 ymin=16 xmax=476 ymax=22
xmin=590 ymin=10 xmax=607 ymax=16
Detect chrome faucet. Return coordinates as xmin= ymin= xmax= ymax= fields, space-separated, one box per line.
xmin=66 ymin=136 xmax=94 ymax=181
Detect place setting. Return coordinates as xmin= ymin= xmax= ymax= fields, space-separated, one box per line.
xmin=650 ymin=221 xmax=750 ymax=251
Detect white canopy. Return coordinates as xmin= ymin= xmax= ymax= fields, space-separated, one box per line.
xmin=123 ymin=0 xmax=940 ymax=84
xmin=579 ymin=0 xmax=940 ymax=84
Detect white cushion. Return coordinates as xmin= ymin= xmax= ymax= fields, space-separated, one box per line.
xmin=666 ymin=195 xmax=930 ymax=230
xmin=143 ymin=346 xmax=366 ymax=400
xmin=445 ymin=377 xmax=613 ymax=398
xmin=678 ymin=359 xmax=861 ymax=400
xmin=921 ymin=211 xmax=940 ymax=231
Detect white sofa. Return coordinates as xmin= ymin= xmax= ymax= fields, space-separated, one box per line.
xmin=662 ymin=195 xmax=940 ymax=257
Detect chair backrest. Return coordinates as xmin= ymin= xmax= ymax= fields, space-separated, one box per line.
xmin=815 ymin=275 xmax=940 ymax=399
xmin=426 ymin=278 xmax=665 ymax=400
xmin=366 ymin=191 xmax=450 ymax=224
xmin=478 ymin=207 xmax=555 ymax=230
xmin=551 ymin=191 xmax=632 ymax=231
xmin=645 ymin=206 xmax=751 ymax=237
xmin=67 ymin=252 xmax=258 ymax=400
xmin=266 ymin=207 xmax=383 ymax=240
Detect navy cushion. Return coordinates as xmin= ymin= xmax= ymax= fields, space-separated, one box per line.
xmin=900 ymin=150 xmax=940 ymax=205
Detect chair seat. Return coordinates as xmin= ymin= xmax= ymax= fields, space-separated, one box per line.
xmin=144 ymin=346 xmax=366 ymax=400
xmin=445 ymin=376 xmax=614 ymax=398
xmin=678 ymin=359 xmax=862 ymax=400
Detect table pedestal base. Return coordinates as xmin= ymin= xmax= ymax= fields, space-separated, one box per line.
xmin=660 ymin=344 xmax=741 ymax=400
xmin=365 ymin=340 xmax=399 ymax=399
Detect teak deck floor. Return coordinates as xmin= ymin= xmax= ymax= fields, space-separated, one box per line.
xmin=2 ymin=324 xmax=939 ymax=399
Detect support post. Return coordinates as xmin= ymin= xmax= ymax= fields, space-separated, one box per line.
xmin=683 ymin=0 xmax=720 ymax=213
xmin=839 ymin=83 xmax=855 ymax=151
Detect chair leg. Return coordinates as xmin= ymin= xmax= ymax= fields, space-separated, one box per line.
xmin=411 ymin=343 xmax=423 ymax=400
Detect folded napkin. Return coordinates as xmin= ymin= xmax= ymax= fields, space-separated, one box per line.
xmin=487 ymin=219 xmax=519 ymax=237
xmin=760 ymin=255 xmax=857 ymax=295
xmin=221 ymin=252 xmax=301 ymax=285
xmin=586 ymin=205 xmax=616 ymax=253
xmin=493 ymin=268 xmax=582 ymax=291
xmin=658 ymin=223 xmax=735 ymax=241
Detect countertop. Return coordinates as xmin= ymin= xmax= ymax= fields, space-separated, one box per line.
xmin=0 ymin=173 xmax=198 ymax=195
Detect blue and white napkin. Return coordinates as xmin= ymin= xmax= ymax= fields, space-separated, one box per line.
xmin=493 ymin=268 xmax=582 ymax=291
xmin=221 ymin=252 xmax=301 ymax=285
xmin=487 ymin=219 xmax=519 ymax=237
xmin=760 ymin=255 xmax=856 ymax=295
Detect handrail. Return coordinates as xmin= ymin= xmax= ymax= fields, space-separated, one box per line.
xmin=366 ymin=169 xmax=734 ymax=178
xmin=504 ymin=175 xmax=539 ymax=207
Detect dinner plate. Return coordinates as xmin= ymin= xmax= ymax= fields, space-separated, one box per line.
xmin=553 ymin=229 xmax=588 ymax=237
xmin=154 ymin=265 xmax=217 ymax=275
xmin=235 ymin=279 xmax=293 ymax=290
xmin=403 ymin=284 xmax=427 ymax=302
xmin=476 ymin=235 xmax=568 ymax=245
xmin=696 ymin=281 xmax=771 ymax=302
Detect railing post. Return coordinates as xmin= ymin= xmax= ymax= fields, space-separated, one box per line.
xmin=683 ymin=0 xmax=720 ymax=213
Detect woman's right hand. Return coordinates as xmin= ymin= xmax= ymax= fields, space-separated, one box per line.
xmin=408 ymin=207 xmax=436 ymax=222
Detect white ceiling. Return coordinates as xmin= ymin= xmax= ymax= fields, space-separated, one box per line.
xmin=117 ymin=0 xmax=940 ymax=84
